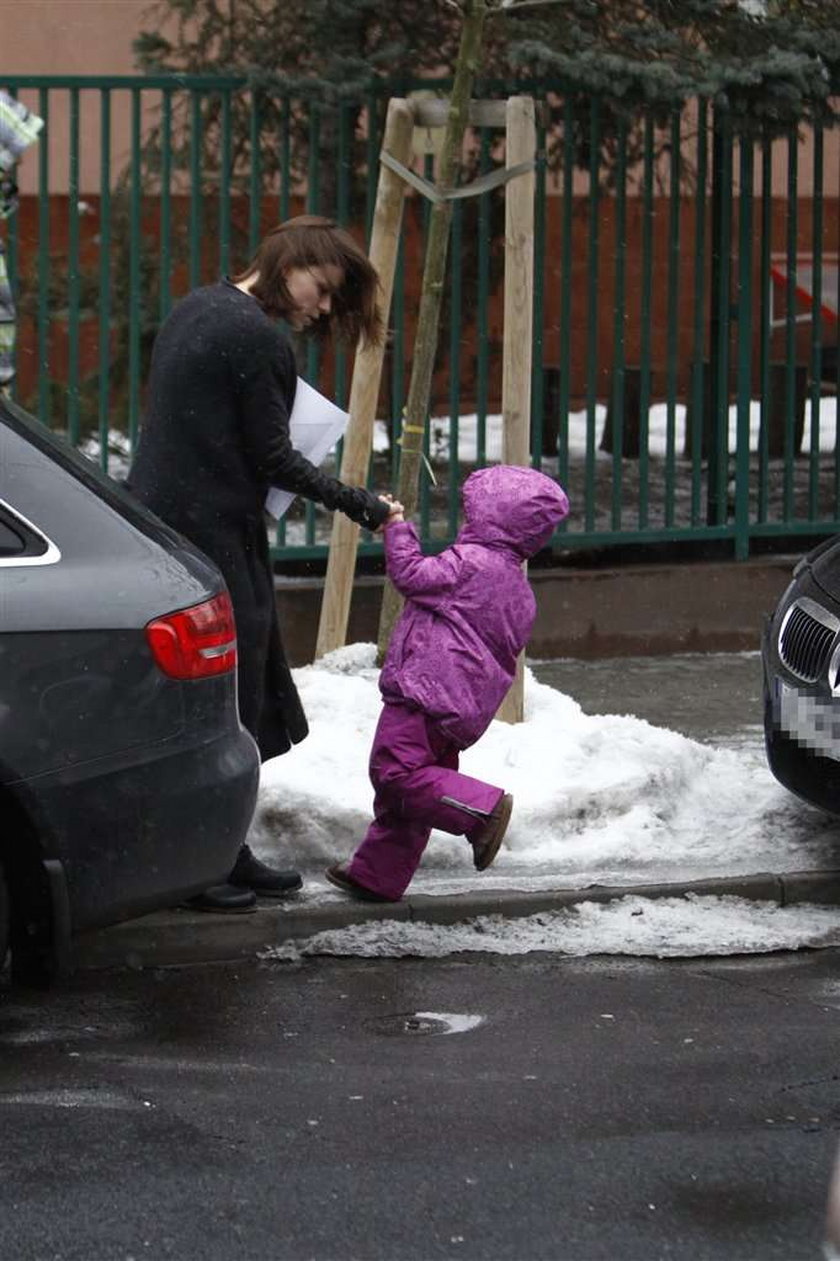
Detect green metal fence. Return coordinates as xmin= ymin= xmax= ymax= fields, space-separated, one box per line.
xmin=3 ymin=74 xmax=839 ymax=562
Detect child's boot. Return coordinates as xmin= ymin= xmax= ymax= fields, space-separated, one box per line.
xmin=471 ymin=793 xmax=513 ymax=871
xmin=325 ymin=863 xmax=398 ymax=902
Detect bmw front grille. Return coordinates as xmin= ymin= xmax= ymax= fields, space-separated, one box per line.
xmin=778 ymin=598 xmax=840 ymax=683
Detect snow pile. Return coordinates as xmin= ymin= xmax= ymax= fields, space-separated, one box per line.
xmin=250 ymin=645 xmax=839 ymax=893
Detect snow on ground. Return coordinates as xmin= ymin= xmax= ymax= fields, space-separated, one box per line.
xmin=264 ymin=895 xmax=840 ymax=963
xmin=250 ymin=643 xmax=840 ymax=896
xmin=83 ymin=394 xmax=838 ymax=482
xmin=250 ymin=644 xmax=840 ymax=958
xmin=377 ymin=396 xmax=839 ymax=463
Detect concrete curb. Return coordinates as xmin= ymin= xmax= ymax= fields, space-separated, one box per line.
xmin=70 ymin=868 xmax=840 ymax=971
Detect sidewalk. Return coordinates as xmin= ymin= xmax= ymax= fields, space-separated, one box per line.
xmin=71 ymin=867 xmax=840 ymax=971
xmin=71 ymin=644 xmax=840 ymax=972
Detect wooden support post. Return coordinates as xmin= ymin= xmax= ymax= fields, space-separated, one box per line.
xmin=496 ymin=96 xmax=535 ymax=726
xmin=315 ymin=98 xmax=414 ymax=660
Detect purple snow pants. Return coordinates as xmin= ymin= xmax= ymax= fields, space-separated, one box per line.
xmin=347 ymin=701 xmax=504 ymax=900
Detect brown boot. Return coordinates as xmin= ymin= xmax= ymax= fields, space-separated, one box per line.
xmin=471 ymin=793 xmax=513 ymax=872
xmin=325 ymin=864 xmax=397 ymax=903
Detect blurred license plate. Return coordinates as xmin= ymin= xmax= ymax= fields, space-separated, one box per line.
xmin=776 ymin=677 xmax=840 ymax=761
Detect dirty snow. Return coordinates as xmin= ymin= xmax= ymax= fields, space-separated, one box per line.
xmin=263 ymin=894 xmax=840 ymax=963
xmin=250 ymin=644 xmax=840 ymax=898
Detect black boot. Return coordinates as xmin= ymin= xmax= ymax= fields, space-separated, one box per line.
xmin=186 ymin=884 xmax=258 ymax=913
xmin=229 ymin=845 xmax=303 ymax=897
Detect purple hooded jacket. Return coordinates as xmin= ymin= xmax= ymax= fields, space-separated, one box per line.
xmin=379 ymin=464 xmax=570 ymax=749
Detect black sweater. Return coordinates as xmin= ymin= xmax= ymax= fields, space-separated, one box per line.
xmin=128 ymin=280 xmax=389 ymax=757
xmin=128 ymin=279 xmax=387 ymax=538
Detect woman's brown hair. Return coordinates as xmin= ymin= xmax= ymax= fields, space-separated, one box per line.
xmin=232 ymin=214 xmax=383 ymax=347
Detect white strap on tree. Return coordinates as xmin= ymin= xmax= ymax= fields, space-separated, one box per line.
xmin=380 ymin=150 xmax=535 ymax=204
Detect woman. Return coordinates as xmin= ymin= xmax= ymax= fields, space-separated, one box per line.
xmin=128 ymin=215 xmax=392 ymax=911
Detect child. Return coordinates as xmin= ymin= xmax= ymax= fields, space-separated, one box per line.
xmin=326 ymin=463 xmax=570 ymax=902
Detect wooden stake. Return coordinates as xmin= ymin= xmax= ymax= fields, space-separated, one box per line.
xmin=496 ymin=95 xmax=536 ymax=725
xmin=314 ymin=97 xmax=414 ymax=660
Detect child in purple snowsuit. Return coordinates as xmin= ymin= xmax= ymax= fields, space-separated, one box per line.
xmin=326 ymin=464 xmax=570 ymax=902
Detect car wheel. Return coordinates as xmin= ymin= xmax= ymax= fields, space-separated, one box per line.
xmin=0 ymin=862 xmax=9 ymax=972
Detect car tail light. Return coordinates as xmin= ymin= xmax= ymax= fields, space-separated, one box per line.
xmin=145 ymin=593 xmax=237 ymax=680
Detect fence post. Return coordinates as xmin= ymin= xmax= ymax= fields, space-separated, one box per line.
xmin=708 ymin=111 xmax=733 ymax=528
xmin=314 ymin=97 xmax=414 ymax=660
xmin=734 ymin=134 xmax=754 ymax=560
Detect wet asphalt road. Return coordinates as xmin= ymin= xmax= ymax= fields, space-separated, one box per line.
xmin=531 ymin=651 xmax=765 ymax=748
xmin=2 ymin=946 xmax=839 ymax=1261
xmin=2 ymin=653 xmax=835 ymax=1260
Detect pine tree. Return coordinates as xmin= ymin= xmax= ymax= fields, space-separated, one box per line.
xmin=131 ymin=0 xmax=840 ymax=240
xmin=500 ymin=0 xmax=840 ymax=131
xmin=135 ymin=0 xmax=840 ymax=133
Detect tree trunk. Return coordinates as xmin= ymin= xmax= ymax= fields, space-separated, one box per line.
xmin=315 ymin=98 xmax=415 ymax=659
xmin=376 ymin=0 xmax=489 ymax=663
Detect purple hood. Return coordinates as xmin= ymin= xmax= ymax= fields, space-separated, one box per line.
xmin=458 ymin=464 xmax=569 ymax=558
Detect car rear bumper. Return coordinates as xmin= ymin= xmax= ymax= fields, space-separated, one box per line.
xmin=18 ymin=727 xmax=260 ymax=931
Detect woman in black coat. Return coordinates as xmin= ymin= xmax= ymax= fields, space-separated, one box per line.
xmin=128 ymin=215 xmax=392 ymax=911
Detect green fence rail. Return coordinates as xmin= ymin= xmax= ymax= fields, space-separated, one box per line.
xmin=3 ymin=74 xmax=839 ymax=562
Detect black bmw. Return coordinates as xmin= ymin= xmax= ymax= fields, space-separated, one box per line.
xmin=763 ymin=535 xmax=840 ymax=815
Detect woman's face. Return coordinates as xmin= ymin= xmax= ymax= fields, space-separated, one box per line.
xmin=284 ymin=264 xmax=344 ymax=331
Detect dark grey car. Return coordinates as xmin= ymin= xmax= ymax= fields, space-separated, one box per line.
xmin=762 ymin=535 xmax=840 ymax=815
xmin=0 ymin=397 xmax=260 ymax=982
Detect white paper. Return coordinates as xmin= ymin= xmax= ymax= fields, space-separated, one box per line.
xmin=264 ymin=377 xmax=350 ymax=519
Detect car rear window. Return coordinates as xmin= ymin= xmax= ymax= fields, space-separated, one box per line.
xmin=0 ymin=502 xmax=54 ymax=562
xmin=0 ymin=398 xmax=178 ymax=543
xmin=0 ymin=513 xmax=27 ymax=557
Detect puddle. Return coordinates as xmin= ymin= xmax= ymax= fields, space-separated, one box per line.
xmin=369 ymin=1011 xmax=486 ymax=1037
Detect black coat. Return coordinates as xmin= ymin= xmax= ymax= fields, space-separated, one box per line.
xmin=128 ymin=279 xmax=387 ymax=761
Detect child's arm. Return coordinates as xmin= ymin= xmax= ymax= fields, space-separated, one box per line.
xmin=383 ymin=513 xmax=460 ymax=602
